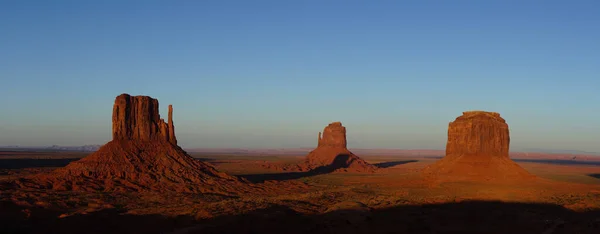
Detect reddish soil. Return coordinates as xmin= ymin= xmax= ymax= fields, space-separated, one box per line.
xmin=422 ymin=154 xmax=536 ymax=183
xmin=1 ymin=153 xmax=600 ymax=234
xmin=13 ymin=140 xmax=249 ymax=194
xmin=1 ymin=100 xmax=599 ymax=233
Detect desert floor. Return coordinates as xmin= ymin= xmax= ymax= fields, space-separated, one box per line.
xmin=1 ymin=151 xmax=600 ymax=234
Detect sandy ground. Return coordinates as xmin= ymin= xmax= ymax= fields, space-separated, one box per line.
xmin=1 ymin=152 xmax=600 ymax=234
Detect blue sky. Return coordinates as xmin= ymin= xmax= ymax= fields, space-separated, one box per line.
xmin=1 ymin=0 xmax=599 ymax=151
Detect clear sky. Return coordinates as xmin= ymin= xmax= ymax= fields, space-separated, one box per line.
xmin=1 ymin=0 xmax=599 ymax=151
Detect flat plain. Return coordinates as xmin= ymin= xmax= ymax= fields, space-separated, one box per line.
xmin=2 ymin=150 xmax=600 ymax=234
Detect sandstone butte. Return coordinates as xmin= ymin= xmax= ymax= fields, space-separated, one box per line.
xmin=15 ymin=94 xmax=248 ymax=194
xmin=299 ymin=122 xmax=377 ymax=173
xmin=422 ymin=111 xmax=536 ymax=182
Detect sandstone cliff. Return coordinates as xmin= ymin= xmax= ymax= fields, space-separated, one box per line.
xmin=422 ymin=111 xmax=534 ymax=182
xmin=17 ymin=94 xmax=247 ymax=194
xmin=112 ymin=94 xmax=177 ymax=144
xmin=446 ymin=111 xmax=509 ymax=159
xmin=317 ymin=122 xmax=347 ymax=148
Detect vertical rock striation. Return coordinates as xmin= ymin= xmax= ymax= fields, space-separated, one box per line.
xmin=445 ymin=111 xmax=509 ymax=159
xmin=112 ymin=94 xmax=177 ymax=144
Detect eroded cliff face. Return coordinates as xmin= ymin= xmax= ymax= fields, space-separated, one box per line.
xmin=318 ymin=122 xmax=347 ymax=148
xmin=112 ymin=94 xmax=177 ymax=145
xmin=422 ymin=111 xmax=534 ymax=183
xmin=445 ymin=111 xmax=510 ymax=158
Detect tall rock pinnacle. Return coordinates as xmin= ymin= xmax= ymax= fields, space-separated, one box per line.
xmin=112 ymin=93 xmax=177 ymax=144
xmin=168 ymin=104 xmax=177 ymax=145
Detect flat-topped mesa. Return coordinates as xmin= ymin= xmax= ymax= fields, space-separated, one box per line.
xmin=112 ymin=93 xmax=177 ymax=144
xmin=422 ymin=110 xmax=534 ymax=182
xmin=457 ymin=111 xmax=505 ymax=123
xmin=317 ymin=122 xmax=347 ymax=148
xmin=446 ymin=110 xmax=509 ymax=158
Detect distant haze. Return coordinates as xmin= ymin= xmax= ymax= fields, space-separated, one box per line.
xmin=1 ymin=1 xmax=599 ymax=152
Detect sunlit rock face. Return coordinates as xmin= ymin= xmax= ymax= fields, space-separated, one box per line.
xmin=422 ymin=111 xmax=535 ymax=183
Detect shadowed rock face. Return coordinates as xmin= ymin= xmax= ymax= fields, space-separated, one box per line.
xmin=423 ymin=111 xmax=534 ymax=182
xmin=446 ymin=111 xmax=509 ymax=158
xmin=112 ymin=94 xmax=177 ymax=145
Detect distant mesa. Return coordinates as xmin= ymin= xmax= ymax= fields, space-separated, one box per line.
xmin=299 ymin=122 xmax=376 ymax=173
xmin=45 ymin=145 xmax=101 ymax=152
xmin=422 ymin=111 xmax=535 ymax=182
xmin=15 ymin=93 xmax=247 ymax=194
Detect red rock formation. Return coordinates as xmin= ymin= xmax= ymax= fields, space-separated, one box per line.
xmin=422 ymin=111 xmax=535 ymax=182
xmin=112 ymin=94 xmax=177 ymax=144
xmin=446 ymin=111 xmax=509 ymax=159
xmin=17 ymin=93 xmax=247 ymax=194
xmin=318 ymin=122 xmax=347 ymax=148
xmin=300 ymin=122 xmax=376 ymax=173
xmin=168 ymin=104 xmax=177 ymax=145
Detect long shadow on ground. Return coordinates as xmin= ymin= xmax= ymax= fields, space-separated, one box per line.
xmin=589 ymin=174 xmax=600 ymax=179
xmin=0 ymin=201 xmax=195 ymax=234
xmin=241 ymin=154 xmax=353 ymax=183
xmin=243 ymin=158 xmax=419 ymax=183
xmin=514 ymin=159 xmax=600 ymax=166
xmin=241 ymin=170 xmax=325 ymax=183
xmin=425 ymin=156 xmax=600 ymax=166
xmin=2 ymin=200 xmax=600 ymax=234
xmin=0 ymin=159 xmax=80 ymax=170
xmin=373 ymin=160 xmax=418 ymax=168
xmin=194 ymin=158 xmax=217 ymax=162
